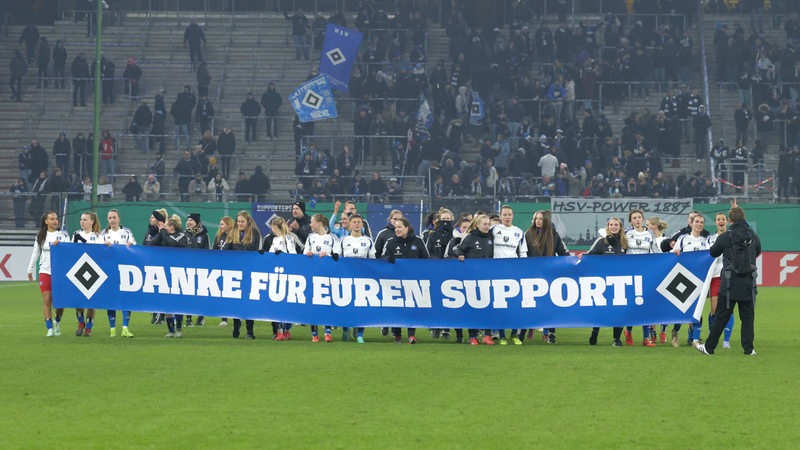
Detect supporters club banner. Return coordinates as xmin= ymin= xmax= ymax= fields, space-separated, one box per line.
xmin=289 ymin=75 xmax=338 ymax=122
xmin=51 ymin=244 xmax=715 ymax=328
xmin=551 ymin=198 xmax=693 ymax=248
xmin=319 ymin=23 xmax=363 ymax=92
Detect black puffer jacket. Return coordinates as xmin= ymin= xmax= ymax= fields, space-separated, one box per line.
xmin=185 ymin=224 xmax=210 ymax=249
xmin=587 ymin=233 xmax=625 ymax=255
xmin=382 ymin=234 xmax=429 ymax=259
xmin=451 ymin=229 xmax=494 ymax=259
xmin=710 ymin=221 xmax=761 ymax=301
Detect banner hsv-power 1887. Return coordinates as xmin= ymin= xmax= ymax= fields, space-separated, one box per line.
xmin=51 ymin=244 xmax=716 ymax=328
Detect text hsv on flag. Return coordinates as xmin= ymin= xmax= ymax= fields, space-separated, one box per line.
xmin=320 ymin=24 xmax=363 ymax=92
xmin=289 ymin=74 xmax=338 ymax=123
xmin=51 ymin=243 xmax=715 ymax=329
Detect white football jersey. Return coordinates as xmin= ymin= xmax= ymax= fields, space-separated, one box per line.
xmin=338 ymin=235 xmax=376 ymax=259
xmin=625 ymin=228 xmax=657 ymax=254
xmin=491 ymin=224 xmax=528 ymax=258
xmin=304 ymin=233 xmax=338 ymax=256
xmin=102 ymin=227 xmax=136 ymax=245
xmin=28 ymin=229 xmax=71 ymax=275
xmin=74 ymin=230 xmax=102 ymax=244
xmin=673 ymin=233 xmax=709 ymax=253
xmin=707 ymin=233 xmax=724 ymax=277
xmin=268 ymin=235 xmax=298 ymax=254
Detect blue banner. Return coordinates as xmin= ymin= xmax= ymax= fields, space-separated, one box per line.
xmin=470 ymin=91 xmax=485 ymax=126
xmin=416 ymin=94 xmax=433 ymax=133
xmin=289 ymin=75 xmax=338 ymax=123
xmin=52 ymin=244 xmax=715 ymax=328
xmin=319 ymin=24 xmax=363 ymax=92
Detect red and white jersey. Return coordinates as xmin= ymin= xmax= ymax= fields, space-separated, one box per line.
xmin=28 ymin=229 xmax=70 ymax=275
xmin=102 ymin=227 xmax=136 ymax=245
xmin=337 ymin=235 xmax=376 ymax=259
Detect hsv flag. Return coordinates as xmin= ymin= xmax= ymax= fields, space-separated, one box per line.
xmin=319 ymin=23 xmax=363 ymax=92
xmin=289 ymin=74 xmax=338 ymax=123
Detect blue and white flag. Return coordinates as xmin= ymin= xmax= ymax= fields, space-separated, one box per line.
xmin=319 ymin=23 xmax=363 ymax=92
xmin=52 ymin=244 xmax=715 ymax=328
xmin=416 ymin=94 xmax=432 ymax=131
xmin=470 ymin=91 xmax=485 ymax=126
xmin=289 ymin=74 xmax=338 ymax=123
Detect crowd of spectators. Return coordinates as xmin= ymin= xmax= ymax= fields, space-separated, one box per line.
xmin=8 ymin=0 xmax=800 ymax=225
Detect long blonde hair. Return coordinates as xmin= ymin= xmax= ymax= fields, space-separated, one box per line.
xmin=231 ymin=210 xmax=258 ymax=245
xmin=82 ymin=211 xmax=101 ymax=234
xmin=605 ymin=217 xmax=628 ymax=250
xmin=466 ymin=214 xmax=490 ymax=233
xmin=214 ymin=216 xmax=234 ymax=247
xmin=270 ymin=216 xmax=289 ymax=236
xmin=167 ymin=214 xmax=182 ymax=232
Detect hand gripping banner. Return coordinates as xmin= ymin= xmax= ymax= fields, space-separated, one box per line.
xmin=52 ymin=244 xmax=714 ymax=328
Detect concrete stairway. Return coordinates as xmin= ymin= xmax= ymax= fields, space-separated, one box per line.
xmin=701 ymin=12 xmax=781 ymax=199
xmin=0 ymin=11 xmax=437 ymax=228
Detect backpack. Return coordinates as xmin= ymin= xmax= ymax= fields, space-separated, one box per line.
xmin=729 ymin=228 xmax=757 ymax=276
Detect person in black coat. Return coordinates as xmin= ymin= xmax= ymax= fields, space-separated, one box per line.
xmin=158 ymin=214 xmax=189 ymax=337
xmin=52 ymin=40 xmax=67 ymax=89
xmin=133 ymin=102 xmax=153 ymax=153
xmin=71 ymin=132 xmax=89 ymax=178
xmin=196 ymin=61 xmax=211 ymax=97
xmin=284 ymin=8 xmax=309 ymax=60
xmin=217 ymin=126 xmax=235 ymax=179
xmin=183 ymin=212 xmax=209 ymax=327
xmin=173 ymin=150 xmax=196 ymax=202
xmin=29 ymin=139 xmax=49 ymax=185
xmin=699 ymin=203 xmax=761 ymax=356
xmin=123 ymin=57 xmax=142 ymax=97
xmin=18 ymin=24 xmax=39 ymax=64
xmin=122 ymin=175 xmax=143 ymax=201
xmin=261 ymin=82 xmax=282 ymax=140
xmin=36 ymin=36 xmax=50 ymax=89
xmin=451 ymin=214 xmax=495 ymax=345
xmin=227 ymin=211 xmax=262 ymax=339
xmin=248 ymin=165 xmax=271 ymax=202
xmin=195 ymin=95 xmax=215 ymax=135
xmin=586 ymin=217 xmax=628 ymax=346
xmin=11 ymin=178 xmax=28 ymax=228
xmin=381 ymin=217 xmax=429 ymax=343
xmin=52 ymin=132 xmax=71 ymax=175
xmin=693 ymin=105 xmax=711 ymax=161
xmin=240 ymin=92 xmax=261 ymax=144
xmin=146 ymin=90 xmax=166 ymax=152
xmin=9 ymin=49 xmax=27 ymax=102
xmin=71 ymin=52 xmax=90 ymax=107
xmin=171 ymin=85 xmax=196 ymax=149
xmin=424 ymin=208 xmax=455 ymax=259
xmin=288 ymin=201 xmax=312 ymax=243
xmin=373 ymin=209 xmax=403 ymax=258
xmin=183 ymin=20 xmax=207 ymax=71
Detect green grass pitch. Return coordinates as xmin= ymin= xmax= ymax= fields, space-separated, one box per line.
xmin=1 ymin=282 xmax=798 ymax=448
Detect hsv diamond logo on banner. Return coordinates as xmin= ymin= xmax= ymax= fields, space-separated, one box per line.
xmin=656 ymin=262 xmax=704 ymax=314
xmin=290 ymin=75 xmax=338 ymax=123
xmin=319 ymin=23 xmax=363 ymax=92
xmin=66 ymin=252 xmax=107 ymax=300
